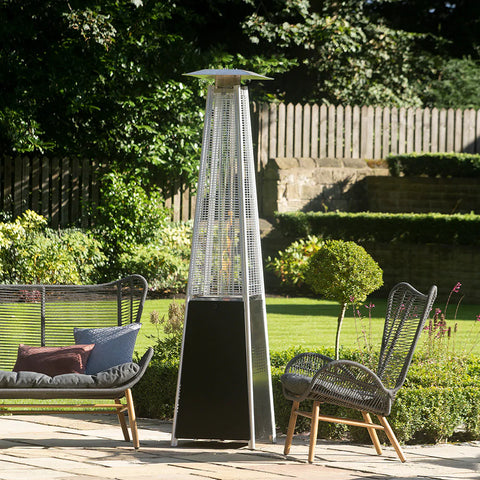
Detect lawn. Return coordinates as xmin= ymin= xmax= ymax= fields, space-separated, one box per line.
xmin=136 ymin=295 xmax=480 ymax=356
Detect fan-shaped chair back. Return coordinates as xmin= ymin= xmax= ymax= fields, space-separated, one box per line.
xmin=377 ymin=282 xmax=437 ymax=391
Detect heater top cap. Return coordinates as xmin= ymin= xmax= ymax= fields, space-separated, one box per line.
xmin=184 ymin=69 xmax=272 ymax=81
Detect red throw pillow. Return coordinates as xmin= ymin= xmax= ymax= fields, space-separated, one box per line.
xmin=13 ymin=344 xmax=95 ymax=377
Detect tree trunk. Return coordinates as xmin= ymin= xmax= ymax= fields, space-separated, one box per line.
xmin=335 ymin=302 xmax=347 ymax=360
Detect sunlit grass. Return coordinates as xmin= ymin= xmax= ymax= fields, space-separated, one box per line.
xmin=136 ymin=296 xmax=480 ymax=356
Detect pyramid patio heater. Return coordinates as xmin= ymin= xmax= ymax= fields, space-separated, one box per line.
xmin=172 ymin=69 xmax=276 ymax=448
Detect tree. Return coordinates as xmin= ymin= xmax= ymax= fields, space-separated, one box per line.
xmin=0 ymin=0 xmax=206 ymax=190
xmin=422 ymin=57 xmax=480 ymax=109
xmin=305 ymin=240 xmax=383 ymax=360
xmin=241 ymin=0 xmax=433 ymax=106
xmin=368 ymin=0 xmax=480 ymax=59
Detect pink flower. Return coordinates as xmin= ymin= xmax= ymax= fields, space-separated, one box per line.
xmin=476 ymin=313 xmax=480 ymax=322
xmin=364 ymin=303 xmax=375 ymax=310
xmin=452 ymin=282 xmax=462 ymax=293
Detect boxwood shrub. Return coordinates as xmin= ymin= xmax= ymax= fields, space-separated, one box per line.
xmin=275 ymin=211 xmax=480 ymax=246
xmin=387 ymin=152 xmax=480 ymax=178
xmin=133 ymin=345 xmax=480 ymax=444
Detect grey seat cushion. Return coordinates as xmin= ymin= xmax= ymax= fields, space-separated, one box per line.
xmin=0 ymin=362 xmax=140 ymax=389
xmin=281 ymin=373 xmax=312 ymax=395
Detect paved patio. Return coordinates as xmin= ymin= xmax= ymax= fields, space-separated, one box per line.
xmin=0 ymin=414 xmax=478 ymax=479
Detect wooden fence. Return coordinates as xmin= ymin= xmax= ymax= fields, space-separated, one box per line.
xmin=257 ymin=103 xmax=480 ymax=168
xmin=0 ymin=156 xmax=196 ymax=226
xmin=2 ymin=103 xmax=480 ymax=225
xmin=0 ymin=156 xmax=103 ymax=228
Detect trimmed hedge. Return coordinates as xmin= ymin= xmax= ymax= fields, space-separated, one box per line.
xmin=275 ymin=211 xmax=480 ymax=246
xmin=133 ymin=346 xmax=480 ymax=444
xmin=387 ymin=152 xmax=480 ymax=178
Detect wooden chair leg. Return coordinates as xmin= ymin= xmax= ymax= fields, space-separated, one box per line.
xmin=125 ymin=388 xmax=139 ymax=449
xmin=284 ymin=401 xmax=299 ymax=455
xmin=308 ymin=401 xmax=320 ymax=463
xmin=115 ymin=398 xmax=130 ymax=442
xmin=361 ymin=411 xmax=382 ymax=455
xmin=377 ymin=415 xmax=406 ymax=462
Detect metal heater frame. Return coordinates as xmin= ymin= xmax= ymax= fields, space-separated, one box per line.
xmin=172 ymin=70 xmax=276 ymax=449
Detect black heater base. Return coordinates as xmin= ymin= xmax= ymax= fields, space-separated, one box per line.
xmin=175 ymin=299 xmax=250 ymax=441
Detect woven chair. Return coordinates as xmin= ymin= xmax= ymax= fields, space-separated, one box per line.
xmin=281 ymin=282 xmax=437 ymax=463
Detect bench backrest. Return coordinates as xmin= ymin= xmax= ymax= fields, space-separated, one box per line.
xmin=0 ymin=275 xmax=148 ymax=370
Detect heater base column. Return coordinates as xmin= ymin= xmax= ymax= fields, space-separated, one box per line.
xmin=174 ymin=299 xmax=250 ymax=441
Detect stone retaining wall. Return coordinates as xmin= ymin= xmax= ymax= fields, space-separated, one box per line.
xmin=260 ymin=157 xmax=480 ymax=303
xmin=261 ymin=157 xmax=388 ymax=218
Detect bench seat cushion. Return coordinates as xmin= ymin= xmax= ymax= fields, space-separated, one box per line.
xmin=0 ymin=362 xmax=140 ymax=389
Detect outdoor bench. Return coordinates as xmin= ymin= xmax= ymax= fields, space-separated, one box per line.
xmin=0 ymin=274 xmax=153 ymax=448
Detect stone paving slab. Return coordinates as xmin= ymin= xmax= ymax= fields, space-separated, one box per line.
xmin=0 ymin=415 xmax=478 ymax=479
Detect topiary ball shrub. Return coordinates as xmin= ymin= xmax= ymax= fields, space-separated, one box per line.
xmin=306 ymin=240 xmax=383 ymax=359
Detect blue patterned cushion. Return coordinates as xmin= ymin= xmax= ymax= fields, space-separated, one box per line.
xmin=74 ymin=323 xmax=141 ymax=374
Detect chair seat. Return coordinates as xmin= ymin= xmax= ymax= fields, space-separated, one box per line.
xmin=281 ymin=372 xmax=391 ymax=415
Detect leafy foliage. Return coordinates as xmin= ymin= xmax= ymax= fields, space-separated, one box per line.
xmin=306 ymin=240 xmax=383 ymax=305
xmin=242 ymin=0 xmax=432 ymax=106
xmin=0 ymin=0 xmax=205 ymax=190
xmin=133 ymin=300 xmax=185 ymax=419
xmin=118 ymin=222 xmax=192 ymax=294
xmin=265 ymin=235 xmax=323 ymax=291
xmin=423 ymin=58 xmax=480 ymax=109
xmin=92 ymin=171 xmax=169 ymax=278
xmin=134 ymin=338 xmax=480 ymax=443
xmin=306 ymin=239 xmax=383 ymax=359
xmin=0 ymin=211 xmax=105 ymax=284
xmin=1 ymin=0 xmax=475 ymax=180
xmin=387 ymin=152 xmax=480 ymax=178
xmin=275 ymin=211 xmax=480 ymax=246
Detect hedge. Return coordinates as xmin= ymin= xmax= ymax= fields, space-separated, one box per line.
xmin=387 ymin=152 xmax=480 ymax=177
xmin=132 ymin=347 xmax=480 ymax=444
xmin=275 ymin=211 xmax=480 ymax=246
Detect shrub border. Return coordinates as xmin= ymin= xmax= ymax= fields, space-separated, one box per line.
xmin=387 ymin=152 xmax=480 ymax=178
xmin=275 ymin=211 xmax=480 ymax=246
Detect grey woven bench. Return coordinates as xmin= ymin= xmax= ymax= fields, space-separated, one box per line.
xmin=0 ymin=275 xmax=153 ymax=448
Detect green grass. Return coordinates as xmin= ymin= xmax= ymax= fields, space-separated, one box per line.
xmin=137 ymin=296 xmax=480 ymax=356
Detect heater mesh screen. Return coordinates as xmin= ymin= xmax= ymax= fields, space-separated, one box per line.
xmin=188 ymin=85 xmax=264 ymax=298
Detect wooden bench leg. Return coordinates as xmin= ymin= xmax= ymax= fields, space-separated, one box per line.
xmin=115 ymin=398 xmax=130 ymax=442
xmin=125 ymin=388 xmax=139 ymax=449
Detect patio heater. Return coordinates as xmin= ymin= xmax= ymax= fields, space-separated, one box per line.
xmin=172 ymin=69 xmax=276 ymax=449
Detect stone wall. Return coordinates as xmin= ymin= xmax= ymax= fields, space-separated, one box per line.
xmin=260 ymin=158 xmax=480 ymax=302
xmin=261 ymin=157 xmax=388 ymax=219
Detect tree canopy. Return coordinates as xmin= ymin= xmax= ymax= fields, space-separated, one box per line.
xmin=1 ymin=0 xmax=478 ymax=191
